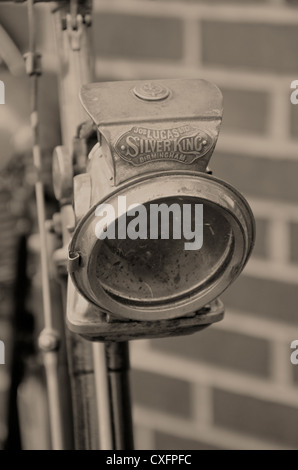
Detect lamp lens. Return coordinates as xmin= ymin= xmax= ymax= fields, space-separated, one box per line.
xmin=93 ymin=197 xmax=233 ymax=305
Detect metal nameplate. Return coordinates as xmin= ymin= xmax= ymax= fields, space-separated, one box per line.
xmin=115 ymin=125 xmax=213 ymax=166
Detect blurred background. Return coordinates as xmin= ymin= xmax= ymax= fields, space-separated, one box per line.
xmin=1 ymin=0 xmax=298 ymax=450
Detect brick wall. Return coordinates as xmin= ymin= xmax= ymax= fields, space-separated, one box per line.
xmin=88 ymin=0 xmax=298 ymax=450
xmin=2 ymin=0 xmax=298 ymax=450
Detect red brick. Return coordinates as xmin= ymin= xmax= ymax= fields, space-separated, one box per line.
xmin=152 ymin=328 xmax=270 ymax=377
xmin=290 ymin=102 xmax=298 ymax=139
xmin=253 ymin=218 xmax=269 ymax=259
xmin=291 ymin=362 xmax=298 ymax=384
xmin=154 ymin=431 xmax=220 ymax=450
xmin=131 ymin=370 xmax=191 ymax=418
xmin=290 ymin=223 xmax=298 ymax=263
xmin=213 ymin=388 xmax=298 ymax=447
xmin=93 ymin=13 xmax=183 ymax=61
xmin=222 ymin=275 xmax=298 ymax=324
xmin=221 ymin=88 xmax=269 ymax=135
xmin=212 ymin=152 xmax=298 ymax=203
xmin=202 ymin=22 xmax=298 ymax=73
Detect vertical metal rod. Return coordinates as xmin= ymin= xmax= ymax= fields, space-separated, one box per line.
xmin=92 ymin=343 xmax=113 ymax=449
xmin=43 ymin=352 xmax=64 ymax=449
xmin=53 ymin=4 xmax=103 ymax=450
xmin=33 ymin=162 xmax=53 ymax=331
xmin=105 ymin=342 xmax=134 ymax=450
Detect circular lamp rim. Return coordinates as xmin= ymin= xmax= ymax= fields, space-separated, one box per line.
xmin=69 ymin=171 xmax=255 ymax=321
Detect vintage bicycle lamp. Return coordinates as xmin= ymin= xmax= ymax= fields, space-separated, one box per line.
xmin=55 ymin=79 xmax=255 ymax=340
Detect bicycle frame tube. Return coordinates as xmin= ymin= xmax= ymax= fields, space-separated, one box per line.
xmin=52 ymin=2 xmax=122 ymax=450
